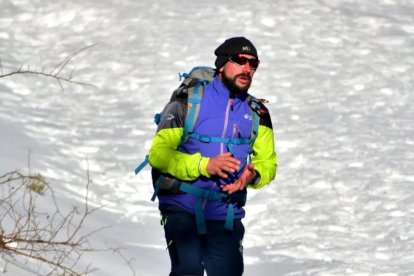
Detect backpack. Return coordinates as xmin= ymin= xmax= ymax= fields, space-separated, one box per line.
xmin=135 ymin=66 xmax=264 ymax=174
xmin=134 ymin=66 xmax=265 ymax=233
xmin=134 ymin=66 xmax=215 ymax=175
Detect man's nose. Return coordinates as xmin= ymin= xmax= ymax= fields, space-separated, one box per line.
xmin=241 ymin=62 xmax=254 ymax=74
xmin=241 ymin=63 xmax=251 ymax=72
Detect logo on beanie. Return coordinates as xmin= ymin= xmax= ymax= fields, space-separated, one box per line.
xmin=242 ymin=46 xmax=251 ymax=51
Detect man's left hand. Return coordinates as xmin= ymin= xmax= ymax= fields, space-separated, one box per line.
xmin=221 ymin=163 xmax=256 ymax=194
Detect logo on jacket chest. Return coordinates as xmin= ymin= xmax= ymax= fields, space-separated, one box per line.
xmin=244 ymin=113 xmax=253 ymax=120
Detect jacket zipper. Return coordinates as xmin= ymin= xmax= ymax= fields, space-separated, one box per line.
xmin=204 ymin=98 xmax=234 ymax=210
xmin=220 ymin=98 xmax=233 ymax=154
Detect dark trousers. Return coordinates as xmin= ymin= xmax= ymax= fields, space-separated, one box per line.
xmin=161 ymin=210 xmax=245 ymax=276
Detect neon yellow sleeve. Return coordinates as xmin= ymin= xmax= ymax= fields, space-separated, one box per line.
xmin=249 ymin=125 xmax=277 ymax=189
xmin=148 ymin=128 xmax=210 ymax=181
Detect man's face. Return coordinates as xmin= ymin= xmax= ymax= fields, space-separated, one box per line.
xmin=219 ymin=53 xmax=259 ymax=93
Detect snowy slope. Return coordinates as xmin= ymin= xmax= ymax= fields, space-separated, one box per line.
xmin=1 ymin=0 xmax=413 ymax=275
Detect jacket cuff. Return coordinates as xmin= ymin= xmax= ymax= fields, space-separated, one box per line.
xmin=198 ymin=157 xmax=211 ymax=178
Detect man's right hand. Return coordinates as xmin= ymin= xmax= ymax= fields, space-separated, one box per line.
xmin=206 ymin=152 xmax=240 ymax=178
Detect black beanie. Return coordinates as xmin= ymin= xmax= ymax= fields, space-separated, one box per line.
xmin=214 ymin=37 xmax=258 ymax=69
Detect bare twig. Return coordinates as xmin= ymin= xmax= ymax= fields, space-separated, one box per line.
xmin=1 ymin=168 xmax=136 ymax=275
xmin=0 ymin=70 xmax=94 ymax=87
xmin=3 ymin=247 xmax=83 ymax=276
xmin=0 ymin=44 xmax=97 ymax=89
xmin=0 ymin=170 xmax=100 ymax=275
xmin=50 ymin=44 xmax=96 ymax=76
xmin=28 ymin=149 xmax=31 ymax=176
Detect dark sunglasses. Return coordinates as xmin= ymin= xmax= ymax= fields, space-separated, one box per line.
xmin=229 ymin=54 xmax=260 ymax=69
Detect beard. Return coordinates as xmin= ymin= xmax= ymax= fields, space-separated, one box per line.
xmin=222 ymin=71 xmax=252 ymax=96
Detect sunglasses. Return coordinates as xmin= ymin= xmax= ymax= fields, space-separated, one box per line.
xmin=229 ymin=54 xmax=260 ymax=70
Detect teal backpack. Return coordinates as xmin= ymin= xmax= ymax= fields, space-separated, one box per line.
xmin=134 ymin=66 xmax=216 ymax=174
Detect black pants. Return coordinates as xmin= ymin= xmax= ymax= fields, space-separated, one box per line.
xmin=162 ymin=210 xmax=245 ymax=276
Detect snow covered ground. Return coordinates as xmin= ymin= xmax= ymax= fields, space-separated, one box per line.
xmin=1 ymin=0 xmax=413 ymax=275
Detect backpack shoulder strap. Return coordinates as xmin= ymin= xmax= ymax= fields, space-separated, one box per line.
xmin=180 ymin=66 xmax=215 ymax=144
xmin=135 ymin=67 xmax=214 ymax=174
xmin=182 ymin=81 xmax=204 ymax=144
xmin=247 ymin=96 xmax=269 ymax=143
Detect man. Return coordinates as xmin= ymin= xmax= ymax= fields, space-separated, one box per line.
xmin=148 ymin=37 xmax=277 ymax=276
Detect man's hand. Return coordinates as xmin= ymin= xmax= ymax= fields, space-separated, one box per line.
xmin=206 ymin=152 xmax=240 ymax=178
xmin=221 ymin=163 xmax=256 ymax=194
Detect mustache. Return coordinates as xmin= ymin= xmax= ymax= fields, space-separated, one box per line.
xmin=234 ymin=73 xmax=252 ymax=81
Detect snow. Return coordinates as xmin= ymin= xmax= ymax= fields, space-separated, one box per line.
xmin=1 ymin=0 xmax=414 ymax=275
